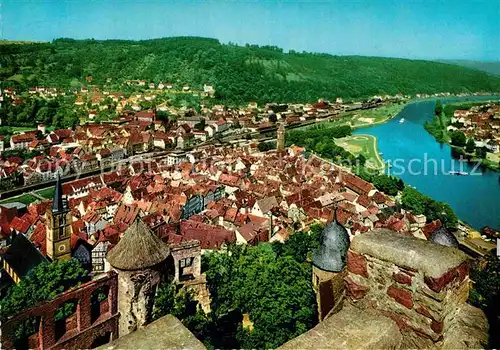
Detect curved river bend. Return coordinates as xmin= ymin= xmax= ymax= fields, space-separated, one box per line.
xmin=353 ymin=96 xmax=500 ymax=230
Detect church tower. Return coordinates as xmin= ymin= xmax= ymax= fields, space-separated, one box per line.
xmin=277 ymin=122 xmax=285 ymax=151
xmin=46 ymin=175 xmax=72 ymax=261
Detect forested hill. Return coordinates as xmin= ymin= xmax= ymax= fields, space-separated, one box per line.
xmin=2 ymin=37 xmax=500 ymax=104
xmin=435 ymin=60 xmax=500 ymax=77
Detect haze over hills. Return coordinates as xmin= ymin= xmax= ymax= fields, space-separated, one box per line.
xmin=2 ymin=37 xmax=500 ymax=104
xmin=435 ymin=60 xmax=500 ymax=77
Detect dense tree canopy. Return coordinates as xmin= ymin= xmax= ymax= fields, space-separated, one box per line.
xmin=450 ymin=131 xmax=467 ymax=147
xmin=434 ymin=100 xmax=443 ymax=116
xmin=0 ymin=95 xmax=79 ymax=128
xmin=2 ymin=37 xmax=500 ymax=106
xmin=372 ymin=174 xmax=404 ymax=196
xmin=0 ymin=259 xmax=89 ymax=321
xmin=469 ymin=256 xmax=500 ymax=348
xmin=401 ymin=186 xmax=458 ymax=229
xmin=466 ymin=138 xmax=476 ymax=153
xmin=258 ymin=141 xmax=277 ymax=152
xmin=201 ymin=230 xmax=321 ymax=348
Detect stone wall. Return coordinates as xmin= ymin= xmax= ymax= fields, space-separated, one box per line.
xmin=312 ymin=266 xmax=346 ymax=321
xmin=1 ymin=272 xmax=119 ymax=350
xmin=345 ymin=229 xmax=475 ymax=346
xmin=170 ymin=240 xmax=202 ymax=282
xmin=280 ymin=304 xmax=402 ymax=349
xmin=182 ymin=274 xmax=212 ymax=314
xmin=116 ymin=266 xmax=162 ymax=337
xmin=98 ymin=314 xmax=206 ymax=350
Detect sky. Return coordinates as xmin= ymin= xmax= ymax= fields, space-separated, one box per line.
xmin=2 ymin=0 xmax=499 ymax=61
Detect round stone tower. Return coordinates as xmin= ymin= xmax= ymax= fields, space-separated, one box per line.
xmin=106 ymin=217 xmax=170 ymax=336
xmin=311 ymin=210 xmax=350 ymax=321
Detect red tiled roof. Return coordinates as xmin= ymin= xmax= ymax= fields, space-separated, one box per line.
xmin=29 ymin=222 xmax=47 ymax=255
xmin=114 ymin=204 xmax=140 ymax=225
xmin=371 ymin=191 xmax=387 ymax=204
xmin=180 ymin=220 xmax=235 ymax=249
xmin=342 ymin=173 xmax=374 ymax=195
xmin=53 ymin=129 xmax=72 ymax=139
xmin=423 ymin=219 xmax=442 ymax=239
xmin=237 ymin=220 xmax=269 ymax=244
xmin=356 ymin=194 xmax=372 ymax=209
xmin=10 ymin=216 xmax=31 ymax=234
xmin=341 ymin=191 xmax=358 ymax=202
xmin=11 ymin=134 xmax=36 ymax=144
xmin=219 ymin=173 xmax=240 ymax=187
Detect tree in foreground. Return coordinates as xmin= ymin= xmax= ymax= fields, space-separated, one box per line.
xmin=469 ymin=256 xmax=500 ymax=348
xmin=0 ymin=259 xmax=89 ymax=321
xmin=202 ymin=230 xmax=320 ymax=349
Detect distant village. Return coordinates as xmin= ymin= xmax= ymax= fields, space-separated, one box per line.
xmin=450 ymin=103 xmax=500 ymax=154
xmin=0 ymin=79 xmax=498 ymax=348
xmin=0 ymin=80 xmax=492 ymax=190
xmin=0 ymin=81 xmax=377 ymax=188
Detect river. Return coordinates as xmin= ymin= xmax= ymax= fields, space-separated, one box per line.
xmin=353 ymin=96 xmax=500 ymax=231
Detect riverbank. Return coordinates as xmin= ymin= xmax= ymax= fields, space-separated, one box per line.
xmin=449 ymin=144 xmax=500 ymax=172
xmin=334 ymin=134 xmax=384 ymax=170
xmin=353 ymin=96 xmax=500 ymax=230
xmin=424 ymin=99 xmax=500 ymax=172
xmin=346 ymin=102 xmax=407 ymax=129
xmin=291 ymin=102 xmax=407 ymax=133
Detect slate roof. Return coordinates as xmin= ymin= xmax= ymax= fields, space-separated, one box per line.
xmin=3 ymin=234 xmax=48 ymax=278
xmin=52 ymin=175 xmax=66 ymax=213
xmin=430 ymin=226 xmax=459 ymax=248
xmin=312 ymin=214 xmax=350 ymax=272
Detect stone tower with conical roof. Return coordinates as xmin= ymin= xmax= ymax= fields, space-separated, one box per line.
xmin=106 ymin=216 xmax=170 ymax=336
xmin=46 ymin=175 xmax=72 ymax=261
xmin=311 ymin=209 xmax=350 ymax=321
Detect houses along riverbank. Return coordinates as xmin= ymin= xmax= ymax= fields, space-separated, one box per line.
xmin=424 ymin=99 xmax=500 ymax=172
xmin=353 ymin=96 xmax=500 ymax=230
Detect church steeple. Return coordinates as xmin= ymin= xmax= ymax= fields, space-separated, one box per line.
xmin=46 ymin=174 xmax=72 ymax=261
xmin=52 ymin=174 xmax=67 ymax=213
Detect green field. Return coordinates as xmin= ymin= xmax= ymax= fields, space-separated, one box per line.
xmin=335 ymin=134 xmax=384 ymax=170
xmin=8 ymin=126 xmax=56 ymax=134
xmin=0 ymin=193 xmax=38 ymax=205
xmin=344 ymin=103 xmax=407 ymax=128
xmin=35 ymin=187 xmax=55 ymax=199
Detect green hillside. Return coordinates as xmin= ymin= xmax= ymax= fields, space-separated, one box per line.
xmin=436 ymin=60 xmax=500 ymax=77
xmin=2 ymin=37 xmax=500 ymax=104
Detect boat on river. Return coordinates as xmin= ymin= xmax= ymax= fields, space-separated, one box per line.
xmin=399 ymin=118 xmax=405 ymax=123
xmin=449 ymin=171 xmax=469 ymax=176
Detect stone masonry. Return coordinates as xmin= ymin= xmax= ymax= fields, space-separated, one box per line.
xmin=345 ymin=229 xmax=487 ymax=348
xmin=170 ymin=240 xmax=202 ymax=282
xmin=281 ymin=228 xmax=489 ymax=349
xmin=116 ymin=267 xmax=162 ymax=336
xmin=1 ymin=272 xmax=119 ymax=350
